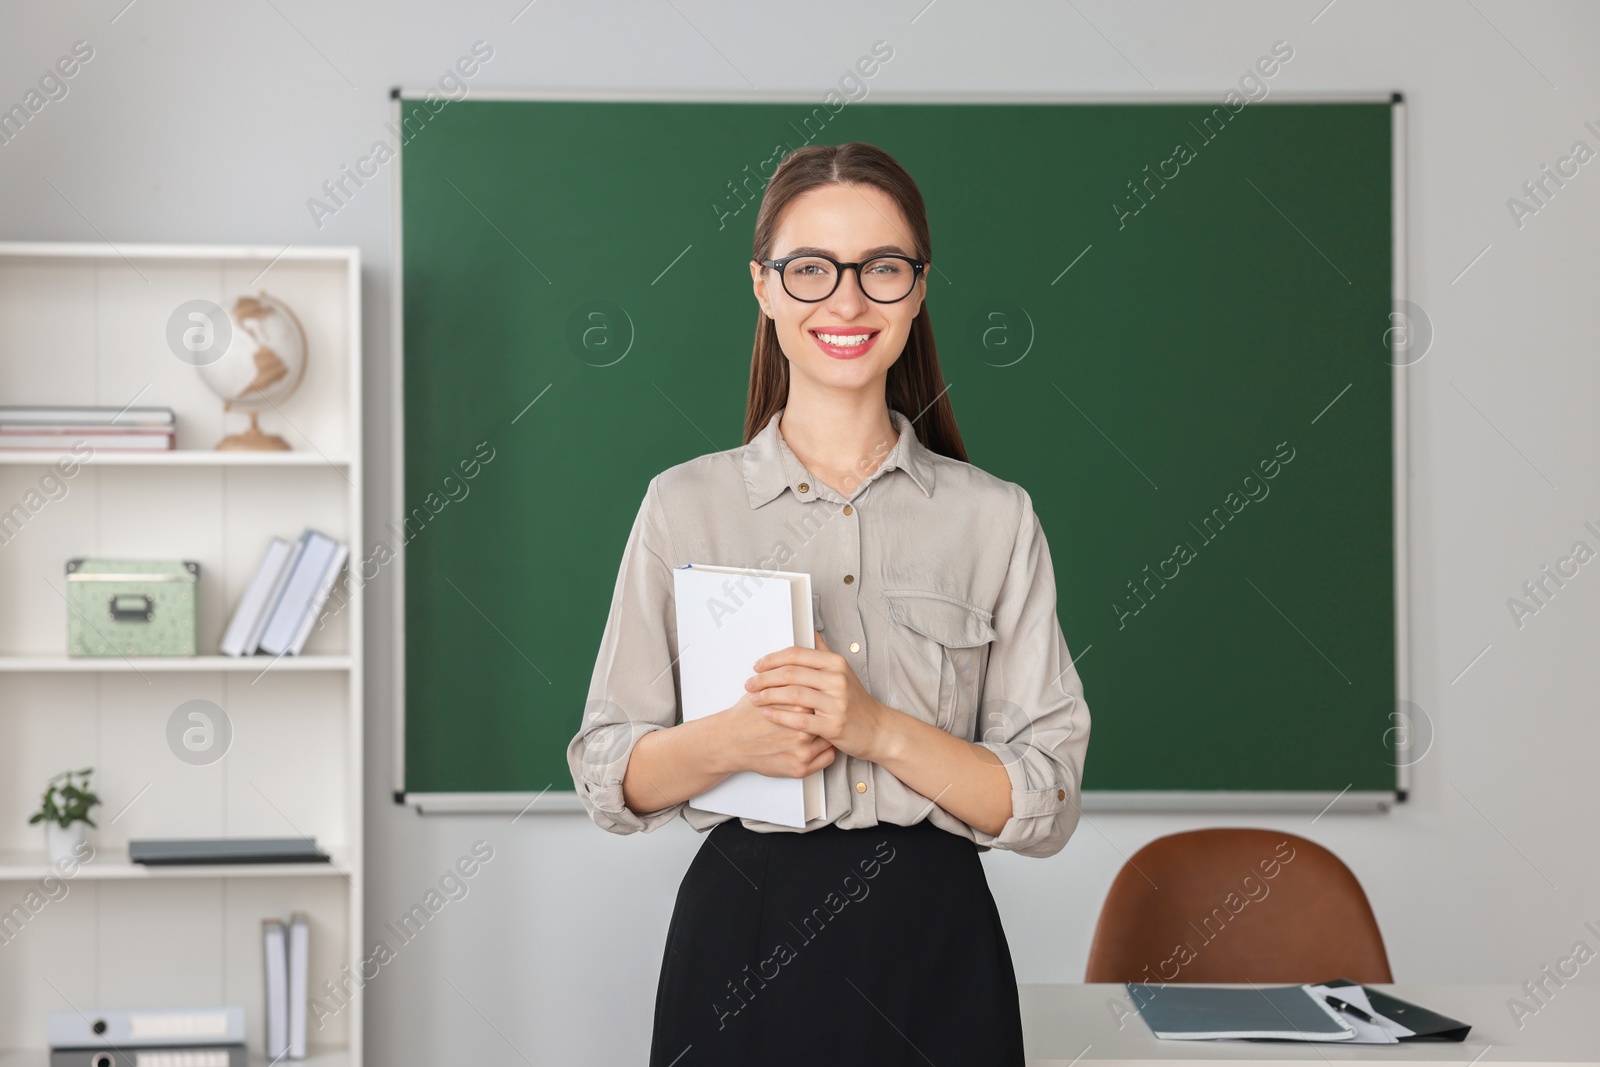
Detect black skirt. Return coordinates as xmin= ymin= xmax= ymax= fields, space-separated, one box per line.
xmin=650 ymin=817 xmax=1025 ymax=1066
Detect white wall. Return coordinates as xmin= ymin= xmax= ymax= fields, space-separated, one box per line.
xmin=3 ymin=1 xmax=1597 ymax=1062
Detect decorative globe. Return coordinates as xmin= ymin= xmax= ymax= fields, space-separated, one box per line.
xmin=196 ymin=292 xmax=309 ymax=450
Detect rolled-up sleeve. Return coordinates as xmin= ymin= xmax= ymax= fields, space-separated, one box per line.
xmin=970 ymin=488 xmax=1091 ymax=858
xmin=566 ymin=475 xmax=687 ymax=835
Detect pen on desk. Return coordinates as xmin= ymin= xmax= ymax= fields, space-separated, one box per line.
xmin=1324 ymin=995 xmax=1375 ymax=1023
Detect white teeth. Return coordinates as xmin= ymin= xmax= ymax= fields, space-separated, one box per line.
xmin=816 ymin=332 xmax=873 ymax=347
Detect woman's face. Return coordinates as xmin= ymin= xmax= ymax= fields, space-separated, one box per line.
xmin=750 ymin=182 xmax=927 ymax=392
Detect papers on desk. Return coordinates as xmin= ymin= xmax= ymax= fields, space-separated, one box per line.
xmin=1307 ymin=982 xmax=1414 ymax=1043
xmin=1128 ymin=982 xmax=1420 ymax=1043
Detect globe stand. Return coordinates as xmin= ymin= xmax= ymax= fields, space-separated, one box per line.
xmin=216 ymin=409 xmax=291 ymax=451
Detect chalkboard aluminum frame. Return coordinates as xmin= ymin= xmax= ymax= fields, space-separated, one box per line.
xmin=388 ymin=89 xmax=1410 ymax=816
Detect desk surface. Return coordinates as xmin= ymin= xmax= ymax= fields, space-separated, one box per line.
xmin=1021 ymin=985 xmax=1598 ymax=1067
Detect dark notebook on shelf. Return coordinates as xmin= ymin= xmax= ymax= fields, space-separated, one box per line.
xmin=128 ymin=837 xmax=329 ymax=865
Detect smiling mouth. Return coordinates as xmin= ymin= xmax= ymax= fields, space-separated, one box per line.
xmin=809 ymin=329 xmax=880 ymax=358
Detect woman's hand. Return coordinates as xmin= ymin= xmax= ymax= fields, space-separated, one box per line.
xmin=747 ymin=631 xmax=898 ymax=763
xmin=738 ymin=631 xmax=1014 ymax=838
xmin=622 ymin=692 xmax=832 ymax=817
xmin=712 ymin=690 xmax=838 ymax=780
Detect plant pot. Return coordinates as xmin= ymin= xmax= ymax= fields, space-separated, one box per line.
xmin=45 ymin=820 xmax=87 ymax=865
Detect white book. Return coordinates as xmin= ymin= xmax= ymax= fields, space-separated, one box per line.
xmin=287 ymin=912 xmax=309 ymax=1058
xmin=673 ymin=563 xmax=824 ymax=828
xmin=258 ymin=530 xmax=339 ymax=656
xmin=0 ymin=430 xmax=173 ymax=450
xmin=0 ymin=404 xmax=175 ymax=426
xmin=220 ymin=538 xmax=293 ymax=656
xmin=247 ymin=536 xmax=305 ymax=655
xmin=285 ymin=541 xmax=349 ymax=655
xmin=262 ymin=919 xmax=289 ymax=1060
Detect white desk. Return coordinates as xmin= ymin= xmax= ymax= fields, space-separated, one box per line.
xmin=1021 ymin=985 xmax=1598 ymax=1067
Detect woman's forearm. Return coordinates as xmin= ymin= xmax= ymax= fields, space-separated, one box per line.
xmin=872 ymin=707 xmax=1014 ymax=838
xmin=621 ymin=716 xmax=730 ymax=816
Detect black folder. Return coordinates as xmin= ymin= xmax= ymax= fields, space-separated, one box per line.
xmin=1324 ymin=979 xmax=1471 ymax=1041
xmin=127 ymin=837 xmax=328 ymax=865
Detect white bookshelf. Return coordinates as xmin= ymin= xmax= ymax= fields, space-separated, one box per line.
xmin=0 ymin=242 xmax=364 ymax=1066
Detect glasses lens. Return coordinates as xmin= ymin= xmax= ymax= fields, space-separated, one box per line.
xmin=861 ymin=257 xmax=916 ymax=302
xmin=783 ymin=257 xmax=837 ymax=301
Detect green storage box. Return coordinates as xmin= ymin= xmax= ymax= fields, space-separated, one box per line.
xmin=66 ymin=558 xmax=200 ymax=657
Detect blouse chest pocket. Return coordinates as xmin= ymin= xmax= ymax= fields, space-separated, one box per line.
xmin=881 ymin=589 xmax=997 ymax=739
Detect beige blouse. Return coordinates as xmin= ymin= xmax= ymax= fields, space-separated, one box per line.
xmin=566 ymin=405 xmax=1091 ymax=858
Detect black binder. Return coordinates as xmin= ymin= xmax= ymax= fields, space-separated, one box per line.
xmin=1324 ymin=979 xmax=1472 ymax=1041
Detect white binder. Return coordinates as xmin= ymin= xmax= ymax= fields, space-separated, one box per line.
xmin=262 ymin=918 xmax=289 ymax=1060
xmin=288 ymin=911 xmax=309 ymax=1057
xmin=47 ymin=1005 xmax=244 ymax=1048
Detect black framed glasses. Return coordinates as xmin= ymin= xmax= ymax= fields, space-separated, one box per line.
xmin=757 ymin=252 xmax=926 ymax=303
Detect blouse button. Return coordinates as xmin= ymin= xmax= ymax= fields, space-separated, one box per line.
xmin=855 ymin=781 xmax=868 ymax=793
xmin=1057 ymin=788 xmax=1066 ymax=800
xmin=849 ymin=641 xmax=860 ymax=653
xmin=842 ymin=504 xmax=852 ymax=515
xmin=798 ymin=482 xmax=809 ymax=493
xmin=843 ymin=574 xmax=854 ymax=585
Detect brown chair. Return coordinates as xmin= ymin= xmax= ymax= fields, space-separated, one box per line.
xmin=1084 ymin=828 xmax=1392 ymax=984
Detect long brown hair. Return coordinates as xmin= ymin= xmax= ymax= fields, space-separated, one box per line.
xmin=743 ymin=142 xmax=968 ymax=463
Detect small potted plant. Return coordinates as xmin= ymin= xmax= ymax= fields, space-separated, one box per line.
xmin=29 ymin=768 xmax=100 ymax=863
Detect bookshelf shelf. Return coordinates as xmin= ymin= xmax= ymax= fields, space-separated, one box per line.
xmin=0 ymin=1051 xmax=350 ymax=1067
xmin=0 ymin=655 xmax=353 ymax=673
xmin=0 ymin=242 xmax=365 ymax=1065
xmin=0 ymin=846 xmax=355 ymax=882
xmin=0 ymin=450 xmax=352 ymax=467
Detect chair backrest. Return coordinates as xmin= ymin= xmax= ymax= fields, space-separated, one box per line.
xmin=1084 ymin=828 xmax=1392 ymax=984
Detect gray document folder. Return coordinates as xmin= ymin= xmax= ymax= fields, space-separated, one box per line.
xmin=1127 ymin=984 xmax=1356 ymax=1041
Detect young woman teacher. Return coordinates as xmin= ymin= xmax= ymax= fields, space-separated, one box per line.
xmin=567 ymin=142 xmax=1091 ymax=1066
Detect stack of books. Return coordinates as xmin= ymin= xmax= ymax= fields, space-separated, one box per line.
xmin=221 ymin=529 xmax=350 ymax=656
xmin=0 ymin=404 xmax=175 ymax=450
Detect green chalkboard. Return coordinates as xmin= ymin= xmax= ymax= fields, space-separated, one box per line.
xmin=397 ymin=95 xmax=1399 ymax=801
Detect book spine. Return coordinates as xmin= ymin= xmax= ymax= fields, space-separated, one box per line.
xmin=247 ymin=536 xmax=306 ymax=655
xmin=288 ymin=543 xmax=349 ymax=655
xmin=262 ymin=919 xmax=289 ymax=1060
xmin=288 ymin=912 xmax=309 ymax=1058
xmin=220 ymin=539 xmax=289 ymax=657
xmin=259 ymin=532 xmax=328 ymax=655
